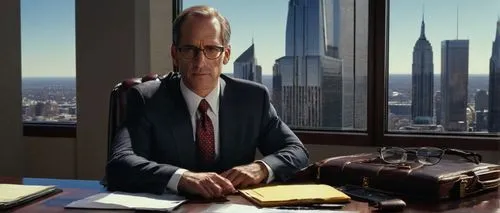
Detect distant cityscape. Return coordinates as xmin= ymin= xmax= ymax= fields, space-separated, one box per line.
xmin=21 ymin=73 xmax=491 ymax=128
xmin=22 ymin=77 xmax=76 ymax=123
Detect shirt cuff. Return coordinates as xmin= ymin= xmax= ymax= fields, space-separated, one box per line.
xmin=255 ymin=160 xmax=274 ymax=183
xmin=166 ymin=168 xmax=188 ymax=193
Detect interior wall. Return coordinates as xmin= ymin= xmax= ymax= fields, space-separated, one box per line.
xmin=24 ymin=137 xmax=76 ymax=179
xmin=75 ymin=0 xmax=174 ymax=180
xmin=0 ymin=0 xmax=23 ymax=177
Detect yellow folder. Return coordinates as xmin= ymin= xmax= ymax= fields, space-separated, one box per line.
xmin=239 ymin=183 xmax=350 ymax=207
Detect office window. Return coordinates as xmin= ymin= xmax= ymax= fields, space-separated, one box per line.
xmin=21 ymin=0 xmax=76 ymax=124
xmin=388 ymin=0 xmax=500 ymax=135
xmin=183 ymin=0 xmax=369 ymax=131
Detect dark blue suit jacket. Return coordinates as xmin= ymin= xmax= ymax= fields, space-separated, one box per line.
xmin=106 ymin=73 xmax=309 ymax=194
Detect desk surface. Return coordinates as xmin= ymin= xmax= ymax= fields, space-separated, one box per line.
xmin=2 ymin=177 xmax=499 ymax=213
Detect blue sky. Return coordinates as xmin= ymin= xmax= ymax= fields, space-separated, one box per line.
xmin=21 ymin=0 xmax=500 ymax=77
xmin=21 ymin=0 xmax=75 ymax=77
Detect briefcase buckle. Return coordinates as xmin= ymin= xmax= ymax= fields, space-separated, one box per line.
xmin=362 ymin=177 xmax=370 ymax=188
xmin=459 ymin=179 xmax=468 ymax=198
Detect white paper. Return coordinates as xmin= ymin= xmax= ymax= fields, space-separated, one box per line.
xmin=65 ymin=191 xmax=186 ymax=212
xmin=201 ymin=204 xmax=359 ymax=213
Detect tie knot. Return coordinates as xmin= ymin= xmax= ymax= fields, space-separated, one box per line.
xmin=198 ymin=99 xmax=210 ymax=113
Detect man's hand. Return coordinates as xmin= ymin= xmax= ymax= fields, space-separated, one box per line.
xmin=177 ymin=171 xmax=236 ymax=199
xmin=220 ymin=162 xmax=269 ymax=189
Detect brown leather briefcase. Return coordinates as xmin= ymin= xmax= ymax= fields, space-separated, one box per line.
xmin=293 ymin=152 xmax=500 ymax=200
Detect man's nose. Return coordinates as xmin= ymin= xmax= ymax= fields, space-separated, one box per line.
xmin=192 ymin=51 xmax=207 ymax=67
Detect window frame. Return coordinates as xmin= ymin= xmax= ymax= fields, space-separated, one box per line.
xmin=25 ymin=0 xmax=498 ymax=152
xmin=290 ymin=0 xmax=499 ymax=151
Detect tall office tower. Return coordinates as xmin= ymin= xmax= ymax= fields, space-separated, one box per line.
xmin=488 ymin=19 xmax=500 ymax=132
xmin=277 ymin=0 xmax=347 ymax=128
xmin=441 ymin=40 xmax=469 ymax=131
xmin=324 ymin=0 xmax=341 ymax=58
xmin=272 ymin=64 xmax=282 ymax=117
xmin=434 ymin=91 xmax=442 ymax=124
xmin=337 ymin=0 xmax=355 ymax=129
xmin=411 ymin=15 xmax=434 ymax=124
xmin=255 ymin=65 xmax=262 ymax=84
xmin=475 ymin=89 xmax=489 ymax=131
xmin=276 ymin=0 xmax=351 ymax=129
xmin=234 ymin=43 xmax=260 ymax=83
xmin=475 ymin=90 xmax=489 ymax=112
xmin=353 ymin=0 xmax=368 ymax=130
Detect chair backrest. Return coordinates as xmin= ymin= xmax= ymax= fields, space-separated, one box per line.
xmin=103 ymin=72 xmax=177 ymax=187
xmin=107 ymin=73 xmax=164 ymax=163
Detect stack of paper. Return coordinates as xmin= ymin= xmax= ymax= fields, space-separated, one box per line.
xmin=0 ymin=184 xmax=60 ymax=210
xmin=239 ymin=184 xmax=350 ymax=207
xmin=65 ymin=191 xmax=186 ymax=212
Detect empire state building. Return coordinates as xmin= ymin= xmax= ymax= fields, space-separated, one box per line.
xmin=411 ymin=15 xmax=434 ymax=124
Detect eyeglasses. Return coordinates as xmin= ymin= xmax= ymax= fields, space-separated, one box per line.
xmin=176 ymin=45 xmax=225 ymax=60
xmin=378 ymin=146 xmax=482 ymax=166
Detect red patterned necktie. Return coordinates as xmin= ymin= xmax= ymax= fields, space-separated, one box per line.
xmin=196 ymin=99 xmax=215 ymax=163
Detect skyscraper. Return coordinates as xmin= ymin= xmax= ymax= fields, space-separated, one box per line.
xmin=233 ymin=43 xmax=261 ymax=83
xmin=488 ymin=19 xmax=500 ymax=133
xmin=434 ymin=91 xmax=441 ymax=124
xmin=256 ymin=65 xmax=262 ymax=84
xmin=353 ymin=0 xmax=369 ymax=130
xmin=475 ymin=89 xmax=488 ymax=112
xmin=276 ymin=0 xmax=348 ymax=129
xmin=411 ymin=15 xmax=434 ymax=124
xmin=475 ymin=89 xmax=489 ymax=131
xmin=272 ymin=64 xmax=282 ymax=117
xmin=440 ymin=40 xmax=469 ymax=131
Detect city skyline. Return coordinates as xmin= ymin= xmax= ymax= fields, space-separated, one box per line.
xmin=20 ymin=0 xmax=500 ymax=77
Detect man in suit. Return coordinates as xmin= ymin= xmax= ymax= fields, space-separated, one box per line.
xmin=106 ymin=5 xmax=309 ymax=199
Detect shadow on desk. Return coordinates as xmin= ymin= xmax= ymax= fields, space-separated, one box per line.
xmin=405 ymin=188 xmax=500 ymax=212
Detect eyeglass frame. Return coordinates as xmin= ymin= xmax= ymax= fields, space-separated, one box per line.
xmin=377 ymin=146 xmax=482 ymax=166
xmin=175 ymin=44 xmax=226 ymax=60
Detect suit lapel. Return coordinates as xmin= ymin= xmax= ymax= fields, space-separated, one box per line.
xmin=218 ymin=75 xmax=238 ymax=169
xmin=166 ymin=80 xmax=197 ymax=170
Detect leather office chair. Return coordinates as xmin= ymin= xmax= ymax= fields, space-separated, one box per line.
xmin=103 ymin=72 xmax=175 ymax=187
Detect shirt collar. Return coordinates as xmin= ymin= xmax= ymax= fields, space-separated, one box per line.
xmin=180 ymin=78 xmax=221 ymax=116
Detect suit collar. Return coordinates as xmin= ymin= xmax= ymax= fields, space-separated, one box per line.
xmin=179 ymin=77 xmax=225 ymax=116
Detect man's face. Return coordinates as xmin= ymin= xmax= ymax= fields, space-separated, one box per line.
xmin=172 ymin=16 xmax=230 ymax=95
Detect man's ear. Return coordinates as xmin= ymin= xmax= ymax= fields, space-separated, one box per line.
xmin=171 ymin=44 xmax=178 ymax=67
xmin=223 ymin=45 xmax=231 ymax=65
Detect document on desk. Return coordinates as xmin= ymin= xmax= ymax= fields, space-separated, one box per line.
xmin=0 ymin=184 xmax=61 ymax=210
xmin=65 ymin=191 xmax=186 ymax=212
xmin=239 ymin=184 xmax=351 ymax=207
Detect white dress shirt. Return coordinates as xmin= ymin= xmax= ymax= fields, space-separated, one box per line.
xmin=165 ymin=78 xmax=274 ymax=192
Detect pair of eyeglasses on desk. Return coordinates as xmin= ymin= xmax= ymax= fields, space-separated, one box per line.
xmin=377 ymin=146 xmax=482 ymax=166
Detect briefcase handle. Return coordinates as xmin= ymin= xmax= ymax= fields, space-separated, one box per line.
xmin=474 ymin=169 xmax=500 ymax=188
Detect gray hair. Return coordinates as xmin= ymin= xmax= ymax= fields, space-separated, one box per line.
xmin=172 ymin=5 xmax=231 ymax=46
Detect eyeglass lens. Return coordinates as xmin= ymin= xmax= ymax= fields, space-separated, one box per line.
xmin=380 ymin=147 xmax=407 ymax=164
xmin=415 ymin=147 xmax=444 ymax=165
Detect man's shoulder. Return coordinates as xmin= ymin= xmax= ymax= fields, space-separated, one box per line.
xmin=132 ymin=72 xmax=180 ymax=99
xmin=221 ymin=74 xmax=268 ymax=94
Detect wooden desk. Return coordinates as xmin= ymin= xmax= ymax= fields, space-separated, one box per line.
xmin=2 ymin=177 xmax=499 ymax=212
